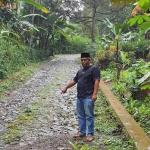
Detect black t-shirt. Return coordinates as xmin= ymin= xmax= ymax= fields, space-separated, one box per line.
xmin=73 ymin=65 xmax=100 ymax=99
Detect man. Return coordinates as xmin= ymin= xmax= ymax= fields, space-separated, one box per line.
xmin=61 ymin=52 xmax=100 ymax=142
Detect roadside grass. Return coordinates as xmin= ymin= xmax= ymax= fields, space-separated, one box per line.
xmin=0 ymin=63 xmax=40 ymax=100
xmin=94 ymin=90 xmax=135 ymax=150
xmin=0 ymin=54 xmax=59 ymax=100
xmin=0 ymin=106 xmax=38 ymax=144
xmin=69 ymin=141 xmax=99 ymax=150
xmin=101 ymin=68 xmax=150 ymax=139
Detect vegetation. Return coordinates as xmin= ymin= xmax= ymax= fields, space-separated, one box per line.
xmin=101 ymin=59 xmax=150 ymax=138
xmin=0 ymin=40 xmax=45 ymax=79
xmin=95 ymin=92 xmax=135 ymax=149
xmin=0 ymin=106 xmax=38 ymax=144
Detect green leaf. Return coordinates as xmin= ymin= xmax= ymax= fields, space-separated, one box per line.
xmin=58 ymin=30 xmax=71 ymax=41
xmin=15 ymin=0 xmax=50 ymax=14
xmin=23 ymin=14 xmax=47 ymax=20
xmin=66 ymin=25 xmax=75 ymax=30
xmin=103 ymin=18 xmax=113 ymax=28
xmin=2 ymin=36 xmax=24 ymax=49
xmin=142 ymin=15 xmax=150 ymax=21
xmin=1 ymin=30 xmax=20 ymax=38
xmin=140 ymin=0 xmax=146 ymax=6
xmin=1 ymin=30 xmax=9 ymax=35
xmin=19 ymin=21 xmax=39 ymax=31
xmin=138 ymin=17 xmax=143 ymax=24
xmin=120 ymin=51 xmax=127 ymax=63
xmin=37 ymin=27 xmax=47 ymax=32
xmin=101 ymin=35 xmax=113 ymax=43
xmin=128 ymin=16 xmax=141 ymax=26
xmin=138 ymin=22 xmax=150 ymax=31
xmin=141 ymin=84 xmax=150 ymax=90
xmin=115 ymin=24 xmax=122 ymax=34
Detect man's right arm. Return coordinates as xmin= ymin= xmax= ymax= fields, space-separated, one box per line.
xmin=61 ymin=80 xmax=76 ymax=93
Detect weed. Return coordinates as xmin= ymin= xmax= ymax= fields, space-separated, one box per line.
xmin=69 ymin=141 xmax=98 ymax=150
xmin=0 ymin=107 xmax=37 ymax=144
xmin=94 ymin=91 xmax=135 ymax=149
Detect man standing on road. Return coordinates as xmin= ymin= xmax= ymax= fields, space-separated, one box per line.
xmin=61 ymin=52 xmax=100 ymax=142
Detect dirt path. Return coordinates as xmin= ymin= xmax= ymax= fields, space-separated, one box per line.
xmin=0 ymin=54 xmax=84 ymax=150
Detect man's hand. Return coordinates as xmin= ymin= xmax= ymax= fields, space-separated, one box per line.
xmin=61 ymin=87 xmax=67 ymax=94
xmin=92 ymin=93 xmax=97 ymax=102
xmin=92 ymin=80 xmax=100 ymax=102
xmin=61 ymin=80 xmax=76 ymax=94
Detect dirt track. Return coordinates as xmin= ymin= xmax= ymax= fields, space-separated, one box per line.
xmin=0 ymin=54 xmax=83 ymax=150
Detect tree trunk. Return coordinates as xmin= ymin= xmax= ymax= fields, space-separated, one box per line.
xmin=91 ymin=6 xmax=96 ymax=43
xmin=116 ymin=39 xmax=120 ymax=80
xmin=30 ymin=6 xmax=35 ymax=47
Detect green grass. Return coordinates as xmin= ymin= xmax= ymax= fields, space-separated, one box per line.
xmin=0 ymin=63 xmax=40 ymax=100
xmin=94 ymin=91 xmax=135 ymax=150
xmin=0 ymin=106 xmax=37 ymax=144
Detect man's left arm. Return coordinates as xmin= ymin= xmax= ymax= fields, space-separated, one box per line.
xmin=92 ymin=80 xmax=100 ymax=102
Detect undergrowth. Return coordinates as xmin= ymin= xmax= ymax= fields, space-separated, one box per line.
xmin=101 ymin=60 xmax=150 ymax=139
xmin=94 ymin=91 xmax=135 ymax=150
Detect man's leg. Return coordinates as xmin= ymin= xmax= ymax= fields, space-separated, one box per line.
xmin=84 ymin=98 xmax=94 ymax=136
xmin=76 ymin=98 xmax=86 ymax=135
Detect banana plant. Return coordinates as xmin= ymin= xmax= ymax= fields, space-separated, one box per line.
xmin=0 ymin=0 xmax=50 ymax=48
xmin=0 ymin=12 xmax=47 ymax=48
xmin=120 ymin=51 xmax=130 ymax=69
xmin=0 ymin=0 xmax=50 ymax=14
xmin=16 ymin=0 xmax=50 ymax=13
xmin=102 ymin=18 xmax=132 ymax=79
xmin=0 ymin=28 xmax=25 ymax=49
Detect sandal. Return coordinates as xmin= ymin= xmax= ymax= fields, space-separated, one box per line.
xmin=86 ymin=136 xmax=94 ymax=142
xmin=73 ymin=133 xmax=86 ymax=138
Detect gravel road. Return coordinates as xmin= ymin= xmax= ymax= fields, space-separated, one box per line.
xmin=0 ymin=54 xmax=85 ymax=150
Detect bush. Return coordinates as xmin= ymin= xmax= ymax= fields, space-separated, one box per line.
xmin=68 ymin=36 xmax=92 ymax=53
xmin=120 ymin=40 xmax=150 ymax=59
xmin=0 ymin=39 xmax=47 ymax=79
xmin=51 ymin=35 xmax=93 ymax=54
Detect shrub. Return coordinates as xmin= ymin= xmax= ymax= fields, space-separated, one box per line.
xmin=120 ymin=40 xmax=150 ymax=59
xmin=0 ymin=39 xmax=47 ymax=79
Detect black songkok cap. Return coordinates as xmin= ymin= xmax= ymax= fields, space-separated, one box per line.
xmin=81 ymin=52 xmax=90 ymax=58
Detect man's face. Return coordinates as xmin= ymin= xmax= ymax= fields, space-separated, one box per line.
xmin=81 ymin=57 xmax=90 ymax=68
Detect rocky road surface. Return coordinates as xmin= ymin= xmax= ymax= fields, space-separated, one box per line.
xmin=0 ymin=54 xmax=103 ymax=150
